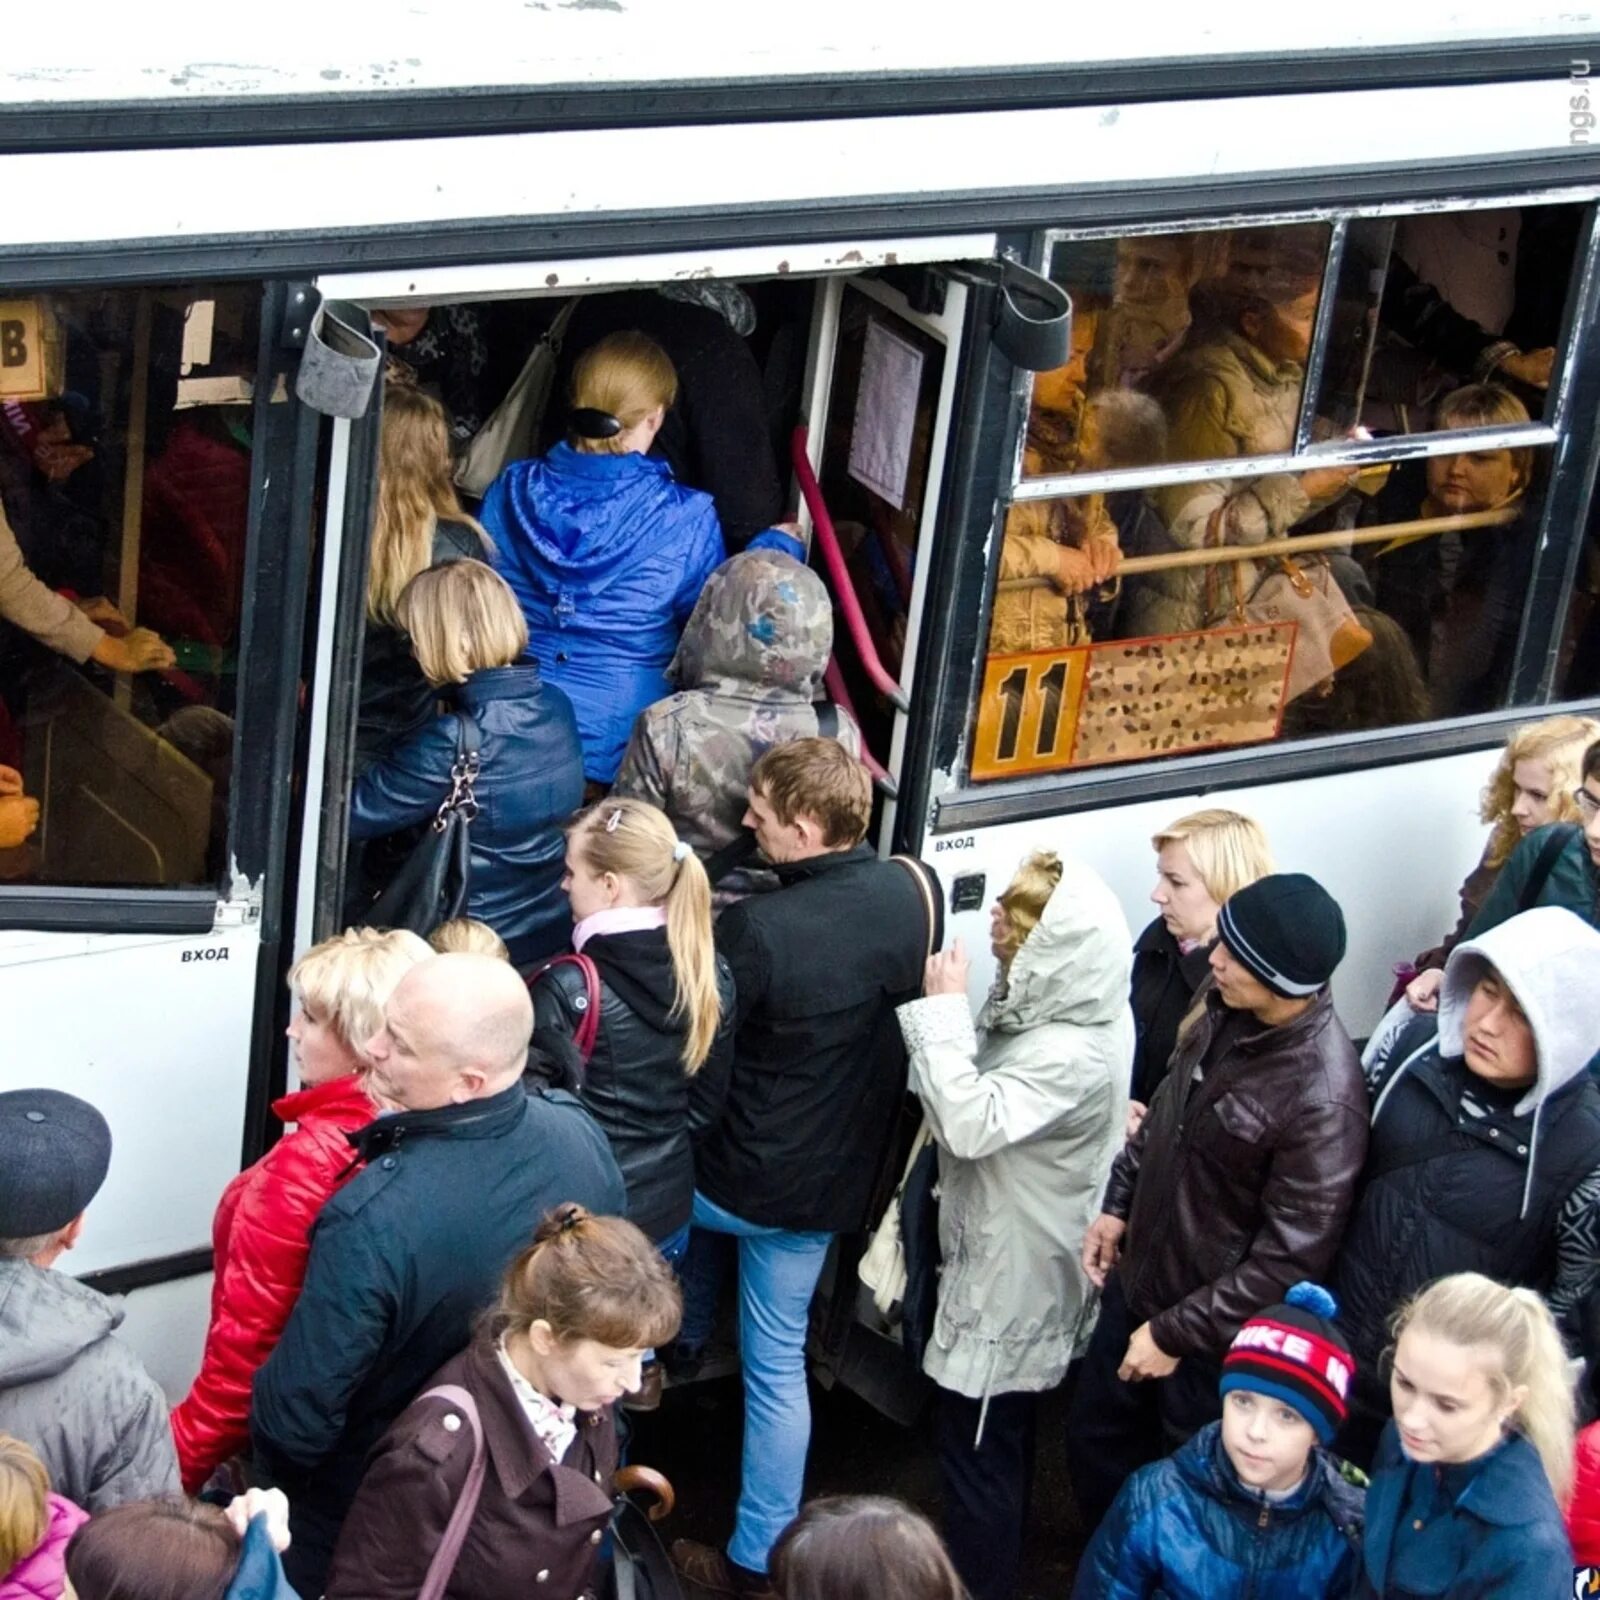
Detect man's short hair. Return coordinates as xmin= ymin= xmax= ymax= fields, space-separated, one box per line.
xmin=0 ymin=1224 xmax=70 ymax=1261
xmin=1583 ymin=738 xmax=1600 ymax=786
xmin=752 ymin=738 xmax=872 ymax=849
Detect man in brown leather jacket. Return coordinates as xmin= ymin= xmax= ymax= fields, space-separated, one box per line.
xmin=1065 ymin=872 xmax=1369 ymax=1534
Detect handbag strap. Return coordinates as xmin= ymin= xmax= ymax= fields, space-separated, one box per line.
xmin=529 ymin=953 xmax=602 ymax=1067
xmin=435 ymin=712 xmax=483 ymax=828
xmin=1518 ymin=823 xmax=1581 ymax=914
xmin=889 ymin=855 xmax=943 ymax=965
xmin=415 ymin=1384 xmax=488 ymax=1600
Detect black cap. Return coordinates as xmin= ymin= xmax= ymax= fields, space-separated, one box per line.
xmin=1216 ymin=872 xmax=1347 ymax=998
xmin=0 ymin=1090 xmax=112 ymax=1237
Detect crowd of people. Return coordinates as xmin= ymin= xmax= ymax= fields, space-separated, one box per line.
xmin=4 ymin=293 xmax=1600 ymax=1600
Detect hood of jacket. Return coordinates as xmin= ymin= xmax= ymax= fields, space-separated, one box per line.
xmin=983 ymin=859 xmax=1133 ymax=1033
xmin=0 ymin=1260 xmax=121 ymax=1389
xmin=667 ymin=549 xmax=833 ymax=697
xmin=1439 ymin=905 xmax=1600 ymax=1116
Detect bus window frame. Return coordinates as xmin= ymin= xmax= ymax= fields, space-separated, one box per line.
xmin=915 ymin=192 xmax=1600 ymax=838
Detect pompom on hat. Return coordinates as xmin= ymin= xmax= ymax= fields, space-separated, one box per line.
xmin=0 ymin=1089 xmax=112 ymax=1238
xmin=1220 ymin=1282 xmax=1356 ymax=1445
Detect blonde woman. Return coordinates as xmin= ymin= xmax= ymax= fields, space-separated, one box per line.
xmin=481 ymin=330 xmax=726 ymax=785
xmin=1356 ymin=1273 xmax=1575 ymax=1596
xmin=357 ymin=386 xmax=489 ymax=772
xmin=1131 ymin=809 xmax=1274 ymax=1109
xmin=531 ymin=798 xmax=732 ymax=1262
xmin=349 ymin=559 xmax=585 ymax=964
xmin=169 ymin=927 xmax=432 ymax=1493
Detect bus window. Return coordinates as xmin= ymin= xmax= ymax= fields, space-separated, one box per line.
xmin=0 ymin=285 xmax=259 ymax=887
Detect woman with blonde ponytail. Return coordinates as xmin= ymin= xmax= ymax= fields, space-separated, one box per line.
xmin=531 ymin=798 xmax=733 ymax=1267
xmin=1357 ymin=1271 xmax=1576 ymax=1597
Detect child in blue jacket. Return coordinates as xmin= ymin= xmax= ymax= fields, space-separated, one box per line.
xmin=1073 ymin=1284 xmax=1363 ymax=1600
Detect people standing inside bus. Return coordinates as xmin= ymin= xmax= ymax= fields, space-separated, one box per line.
xmin=0 ymin=1433 xmax=86 ymax=1600
xmin=1067 ymin=872 xmax=1368 ymax=1536
xmin=250 ymin=954 xmax=625 ymax=1596
xmin=0 ymin=1090 xmax=180 ymax=1512
xmin=169 ymin=927 xmax=433 ymax=1494
xmin=1072 ymin=1284 xmax=1364 ymax=1600
xmin=531 ymin=800 xmax=733 ymax=1266
xmin=325 ymin=1205 xmax=681 ymax=1600
xmin=671 ymin=741 xmax=934 ymax=1595
xmin=1130 ymin=809 xmax=1275 ymax=1122
xmin=481 ymin=331 xmax=726 ymax=788
xmin=895 ymin=854 xmax=1134 ymax=1600
xmin=348 ymin=560 xmax=584 ymax=966
xmin=0 ymin=766 xmax=37 ymax=851
xmin=612 ymin=549 xmax=860 ymax=902
xmin=1332 ymin=907 xmax=1600 ymax=1468
xmin=355 ymin=387 xmax=488 ymax=774
xmin=1356 ymin=1273 xmax=1575 ymax=1599
xmin=768 ymin=1495 xmax=965 ymax=1600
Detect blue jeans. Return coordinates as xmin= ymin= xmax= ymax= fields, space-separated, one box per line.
xmin=689 ymin=1189 xmax=832 ymax=1573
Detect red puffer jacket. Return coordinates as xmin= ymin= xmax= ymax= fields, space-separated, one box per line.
xmin=1568 ymin=1420 xmax=1600 ymax=1567
xmin=170 ymin=1076 xmax=375 ymax=1492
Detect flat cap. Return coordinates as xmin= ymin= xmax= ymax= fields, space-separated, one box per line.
xmin=0 ymin=1089 xmax=112 ymax=1238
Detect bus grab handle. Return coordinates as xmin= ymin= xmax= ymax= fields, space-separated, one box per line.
xmin=791 ymin=426 xmax=912 ymax=714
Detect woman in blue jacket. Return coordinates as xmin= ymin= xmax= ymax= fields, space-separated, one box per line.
xmin=1356 ymin=1272 xmax=1576 ymax=1599
xmin=349 ymin=559 xmax=584 ymax=965
xmin=481 ymin=330 xmax=726 ymax=786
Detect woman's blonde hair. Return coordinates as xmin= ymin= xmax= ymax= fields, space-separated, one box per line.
xmin=428 ymin=917 xmax=510 ymax=961
xmin=396 ymin=558 xmax=529 ymax=687
xmin=1150 ymin=808 xmax=1275 ymax=905
xmin=568 ymin=332 xmax=678 ymax=456
xmin=1479 ymin=714 xmax=1600 ymax=868
xmin=0 ymin=1434 xmax=48 ymax=1575
xmin=1393 ymin=1272 xmax=1576 ymax=1504
xmin=569 ymin=798 xmax=721 ymax=1072
xmin=489 ymin=1204 xmax=682 ymax=1351
xmin=1435 ymin=382 xmax=1535 ymax=495
xmin=369 ymin=386 xmax=487 ymax=625
xmin=288 ymin=927 xmax=434 ymax=1057
xmin=994 ymin=851 xmax=1064 ymax=966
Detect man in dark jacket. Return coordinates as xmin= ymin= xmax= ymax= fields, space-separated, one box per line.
xmin=1067 ymin=873 xmax=1369 ymax=1535
xmin=250 ymin=953 xmax=626 ymax=1596
xmin=1334 ymin=906 xmax=1600 ymax=1468
xmin=672 ymin=739 xmax=934 ymax=1594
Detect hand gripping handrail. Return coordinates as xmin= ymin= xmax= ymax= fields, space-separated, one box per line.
xmin=791 ymin=425 xmax=911 ymax=714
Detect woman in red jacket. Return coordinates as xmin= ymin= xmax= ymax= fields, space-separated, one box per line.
xmin=170 ymin=927 xmax=433 ymax=1493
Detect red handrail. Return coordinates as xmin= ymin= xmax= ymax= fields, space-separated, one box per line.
xmin=823 ymin=657 xmax=897 ymax=798
xmin=790 ymin=426 xmax=910 ymax=714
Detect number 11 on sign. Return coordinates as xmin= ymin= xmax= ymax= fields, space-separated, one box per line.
xmin=972 ymin=649 xmax=1089 ymax=780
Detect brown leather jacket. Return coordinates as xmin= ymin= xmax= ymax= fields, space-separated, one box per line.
xmin=325 ymin=1335 xmax=618 ymax=1600
xmin=1101 ymin=983 xmax=1369 ymax=1361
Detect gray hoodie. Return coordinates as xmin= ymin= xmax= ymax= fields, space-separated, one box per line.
xmin=0 ymin=1259 xmax=181 ymax=1510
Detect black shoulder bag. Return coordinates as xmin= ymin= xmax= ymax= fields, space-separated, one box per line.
xmin=366 ymin=712 xmax=481 ymax=936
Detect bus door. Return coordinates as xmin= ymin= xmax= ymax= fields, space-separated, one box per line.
xmin=0 ymin=281 xmax=322 ymax=1393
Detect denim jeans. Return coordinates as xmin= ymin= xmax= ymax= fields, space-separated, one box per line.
xmin=689 ymin=1189 xmax=833 ymax=1573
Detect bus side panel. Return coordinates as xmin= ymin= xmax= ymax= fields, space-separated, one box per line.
xmin=0 ymin=923 xmax=260 ymax=1273
xmin=925 ymin=748 xmax=1493 ymax=1038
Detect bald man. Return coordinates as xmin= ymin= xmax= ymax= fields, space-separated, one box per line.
xmin=251 ymin=954 xmax=625 ymax=1595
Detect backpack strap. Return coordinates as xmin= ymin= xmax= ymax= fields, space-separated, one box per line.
xmin=415 ymin=1384 xmax=487 ymax=1600
xmin=1517 ymin=823 xmax=1581 ymax=914
xmin=815 ymin=701 xmax=840 ymax=740
xmin=528 ymin=953 xmax=602 ymax=1067
xmin=704 ymin=831 xmax=759 ymax=887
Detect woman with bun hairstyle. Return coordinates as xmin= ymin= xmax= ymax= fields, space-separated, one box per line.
xmin=325 ymin=1206 xmax=682 ymax=1600
xmin=770 ymin=1496 xmax=964 ymax=1600
xmin=531 ymin=799 xmax=733 ymax=1262
xmin=481 ymin=331 xmax=726 ymax=786
xmin=1356 ymin=1272 xmax=1575 ymax=1599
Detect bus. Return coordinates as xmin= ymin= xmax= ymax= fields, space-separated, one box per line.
xmin=2 ymin=6 xmax=1598 ymax=1401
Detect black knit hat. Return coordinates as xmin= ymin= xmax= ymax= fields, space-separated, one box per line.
xmin=0 ymin=1089 xmax=112 ymax=1237
xmin=1220 ymin=1282 xmax=1355 ymax=1445
xmin=1215 ymin=872 xmax=1346 ymax=998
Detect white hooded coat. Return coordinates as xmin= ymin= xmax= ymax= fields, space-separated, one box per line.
xmin=896 ymin=859 xmax=1135 ymax=1407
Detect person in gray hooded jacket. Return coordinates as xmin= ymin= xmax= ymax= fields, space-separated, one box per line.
xmin=896 ymin=852 xmax=1135 ymax=1600
xmin=0 ymin=1089 xmax=180 ymax=1511
xmin=1334 ymin=905 xmax=1600 ymax=1469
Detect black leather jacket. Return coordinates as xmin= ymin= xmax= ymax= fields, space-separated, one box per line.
xmin=530 ymin=928 xmax=735 ymax=1241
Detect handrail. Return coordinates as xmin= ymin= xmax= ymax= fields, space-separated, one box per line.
xmin=994 ymin=506 xmax=1518 ymax=592
xmin=791 ymin=425 xmax=911 ymax=713
xmin=823 ymin=658 xmax=898 ymax=799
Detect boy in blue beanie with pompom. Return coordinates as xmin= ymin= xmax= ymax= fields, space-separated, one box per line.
xmin=1072 ymin=1283 xmax=1364 ymax=1600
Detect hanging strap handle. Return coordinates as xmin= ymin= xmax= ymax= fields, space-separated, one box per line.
xmin=414 ymin=1385 xmax=488 ymax=1600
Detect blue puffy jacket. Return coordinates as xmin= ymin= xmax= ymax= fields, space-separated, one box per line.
xmin=348 ymin=664 xmax=584 ymax=965
xmin=482 ymin=443 xmax=726 ymax=782
xmin=1072 ymin=1422 xmax=1363 ymax=1600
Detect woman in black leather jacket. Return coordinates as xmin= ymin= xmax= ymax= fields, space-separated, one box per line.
xmin=349 ymin=559 xmax=585 ymax=966
xmin=530 ymin=797 xmax=733 ymax=1263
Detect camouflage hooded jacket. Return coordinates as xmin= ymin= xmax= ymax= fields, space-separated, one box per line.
xmin=613 ymin=550 xmax=859 ymax=902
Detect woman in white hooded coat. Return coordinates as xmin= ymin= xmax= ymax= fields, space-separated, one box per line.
xmin=896 ymin=852 xmax=1134 ymax=1600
